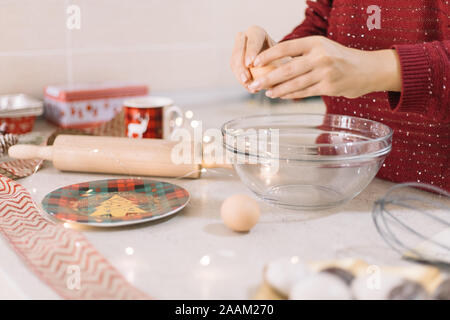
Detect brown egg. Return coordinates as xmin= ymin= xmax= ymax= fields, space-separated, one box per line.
xmin=249 ymin=57 xmax=292 ymax=80
xmin=250 ymin=65 xmax=277 ymax=80
xmin=220 ymin=194 xmax=260 ymax=232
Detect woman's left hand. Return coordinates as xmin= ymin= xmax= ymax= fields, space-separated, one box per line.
xmin=248 ymin=35 xmax=402 ymax=99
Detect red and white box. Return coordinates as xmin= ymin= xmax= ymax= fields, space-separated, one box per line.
xmin=44 ymin=82 xmax=149 ymax=128
xmin=0 ymin=94 xmax=44 ymax=134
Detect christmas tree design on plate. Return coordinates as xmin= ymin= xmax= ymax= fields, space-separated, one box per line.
xmin=90 ymin=194 xmax=146 ymax=218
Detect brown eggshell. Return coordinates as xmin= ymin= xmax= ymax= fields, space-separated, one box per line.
xmin=249 ymin=57 xmax=291 ymax=80
xmin=221 ymin=194 xmax=260 ymax=232
xmin=250 ymin=65 xmax=277 ymax=80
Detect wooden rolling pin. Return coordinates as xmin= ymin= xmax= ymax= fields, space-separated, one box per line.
xmin=8 ymin=135 xmax=230 ymax=179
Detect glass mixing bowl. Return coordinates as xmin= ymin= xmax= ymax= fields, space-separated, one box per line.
xmin=221 ymin=113 xmax=393 ymax=210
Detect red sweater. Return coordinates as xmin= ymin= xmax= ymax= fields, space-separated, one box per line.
xmin=283 ymin=0 xmax=449 ymax=191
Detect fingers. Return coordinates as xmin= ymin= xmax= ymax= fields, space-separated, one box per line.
xmin=244 ymin=27 xmax=267 ymax=67
xmin=231 ymin=32 xmax=251 ymax=85
xmin=248 ymin=57 xmax=311 ymax=91
xmin=279 ymin=82 xmax=322 ymax=100
xmin=254 ymin=38 xmax=311 ymax=67
xmin=266 ymin=70 xmax=320 ymax=98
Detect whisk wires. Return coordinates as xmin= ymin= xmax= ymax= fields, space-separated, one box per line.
xmin=373 ymin=182 xmax=450 ymax=265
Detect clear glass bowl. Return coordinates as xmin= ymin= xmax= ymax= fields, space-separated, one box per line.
xmin=221 ymin=113 xmax=393 ymax=210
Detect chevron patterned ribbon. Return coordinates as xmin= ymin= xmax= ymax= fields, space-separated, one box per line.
xmin=0 ymin=175 xmax=150 ymax=299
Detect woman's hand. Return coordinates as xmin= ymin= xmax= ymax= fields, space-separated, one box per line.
xmin=230 ymin=26 xmax=275 ymax=89
xmin=248 ymin=36 xmax=402 ymax=99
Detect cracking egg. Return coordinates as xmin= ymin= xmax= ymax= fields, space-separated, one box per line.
xmin=249 ymin=57 xmax=292 ymax=80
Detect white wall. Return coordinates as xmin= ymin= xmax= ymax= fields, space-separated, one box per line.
xmin=0 ymin=0 xmax=307 ymax=97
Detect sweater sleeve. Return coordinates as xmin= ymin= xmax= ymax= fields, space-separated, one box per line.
xmin=282 ymin=0 xmax=332 ymax=41
xmin=388 ymin=41 xmax=450 ymax=122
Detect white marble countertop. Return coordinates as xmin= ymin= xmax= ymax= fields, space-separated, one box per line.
xmin=0 ymin=89 xmax=446 ymax=299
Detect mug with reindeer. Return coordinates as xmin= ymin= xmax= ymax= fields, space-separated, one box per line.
xmin=124 ymin=96 xmax=184 ymax=139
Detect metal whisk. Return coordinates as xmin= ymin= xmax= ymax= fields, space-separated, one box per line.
xmin=373 ymin=182 xmax=450 ymax=266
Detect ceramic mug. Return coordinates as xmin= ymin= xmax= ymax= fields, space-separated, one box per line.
xmin=123 ymin=96 xmax=184 ymax=139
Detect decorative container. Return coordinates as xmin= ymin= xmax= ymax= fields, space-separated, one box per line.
xmin=0 ymin=94 xmax=43 ymax=134
xmin=44 ymin=82 xmax=148 ymax=128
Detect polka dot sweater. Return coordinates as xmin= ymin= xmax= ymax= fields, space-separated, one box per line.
xmin=283 ymin=0 xmax=449 ymax=191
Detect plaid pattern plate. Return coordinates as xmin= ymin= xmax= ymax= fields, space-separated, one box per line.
xmin=41 ymin=178 xmax=190 ymax=227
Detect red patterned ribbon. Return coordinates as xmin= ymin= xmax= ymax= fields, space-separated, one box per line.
xmin=0 ymin=159 xmax=43 ymax=180
xmin=0 ymin=175 xmax=150 ymax=299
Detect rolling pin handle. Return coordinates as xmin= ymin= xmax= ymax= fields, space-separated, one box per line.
xmin=8 ymin=145 xmax=53 ymax=161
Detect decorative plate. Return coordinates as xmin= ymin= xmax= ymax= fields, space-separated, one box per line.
xmin=41 ymin=178 xmax=190 ymax=227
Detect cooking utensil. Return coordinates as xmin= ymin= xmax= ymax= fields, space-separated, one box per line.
xmin=222 ymin=113 xmax=393 ymax=210
xmin=8 ymin=134 xmax=229 ymax=179
xmin=373 ymin=182 xmax=450 ymax=265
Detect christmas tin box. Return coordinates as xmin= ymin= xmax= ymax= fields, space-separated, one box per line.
xmin=0 ymin=94 xmax=44 ymax=134
xmin=44 ymin=82 xmax=149 ymax=128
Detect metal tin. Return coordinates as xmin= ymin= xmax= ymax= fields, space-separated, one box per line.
xmin=0 ymin=94 xmax=43 ymax=117
xmin=0 ymin=94 xmax=43 ymax=134
xmin=43 ymin=82 xmax=148 ymax=128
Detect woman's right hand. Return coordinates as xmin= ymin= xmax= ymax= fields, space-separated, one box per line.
xmin=230 ymin=26 xmax=275 ymax=91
